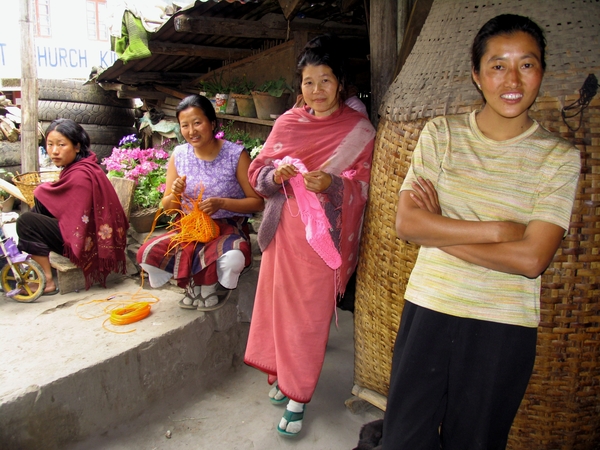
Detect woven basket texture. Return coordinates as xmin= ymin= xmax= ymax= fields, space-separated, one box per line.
xmin=355 ymin=1 xmax=600 ymax=448
xmin=13 ymin=171 xmax=60 ymax=206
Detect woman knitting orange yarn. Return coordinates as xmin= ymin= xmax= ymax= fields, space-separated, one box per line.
xmin=137 ymin=94 xmax=263 ymax=311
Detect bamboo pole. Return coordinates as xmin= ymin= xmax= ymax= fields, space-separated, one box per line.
xmin=19 ymin=0 xmax=39 ymax=180
xmin=369 ymin=0 xmax=398 ymax=127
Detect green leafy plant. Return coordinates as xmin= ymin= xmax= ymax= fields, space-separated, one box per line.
xmin=228 ymin=75 xmax=256 ymax=95
xmin=101 ymin=135 xmax=171 ymax=210
xmin=198 ymin=72 xmax=228 ymax=98
xmin=0 ymin=168 xmax=15 ymax=199
xmin=249 ymin=144 xmax=263 ymax=160
xmin=215 ymin=121 xmax=263 ymax=155
xmin=255 ymin=77 xmax=292 ymax=97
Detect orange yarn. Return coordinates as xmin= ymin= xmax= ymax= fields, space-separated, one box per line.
xmin=109 ymin=302 xmax=151 ymax=325
xmin=75 ymin=288 xmax=160 ymax=334
xmin=164 ymin=183 xmax=220 ymax=251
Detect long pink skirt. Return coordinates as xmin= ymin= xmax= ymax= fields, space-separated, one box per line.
xmin=244 ymin=197 xmax=336 ymax=403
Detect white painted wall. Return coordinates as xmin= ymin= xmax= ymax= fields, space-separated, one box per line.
xmin=0 ymin=0 xmax=117 ymax=80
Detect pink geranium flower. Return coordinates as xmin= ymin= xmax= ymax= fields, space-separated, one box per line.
xmin=102 ymin=136 xmax=172 ymax=210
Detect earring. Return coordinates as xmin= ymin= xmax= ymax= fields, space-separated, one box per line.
xmin=477 ymin=84 xmax=482 ymax=90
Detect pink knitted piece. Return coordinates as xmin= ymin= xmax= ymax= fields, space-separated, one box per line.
xmin=274 ymin=156 xmax=342 ymax=269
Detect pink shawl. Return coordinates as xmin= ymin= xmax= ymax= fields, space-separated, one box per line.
xmin=249 ymin=104 xmax=375 ymax=293
xmin=274 ymin=156 xmax=342 ymax=270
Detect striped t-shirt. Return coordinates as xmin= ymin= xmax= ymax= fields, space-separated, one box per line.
xmin=400 ymin=111 xmax=580 ymax=327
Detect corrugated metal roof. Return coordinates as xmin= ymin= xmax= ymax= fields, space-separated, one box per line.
xmin=96 ymin=0 xmax=369 ymax=93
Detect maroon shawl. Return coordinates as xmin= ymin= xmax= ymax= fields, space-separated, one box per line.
xmin=34 ymin=154 xmax=129 ymax=289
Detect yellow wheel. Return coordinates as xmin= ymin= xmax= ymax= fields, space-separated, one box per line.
xmin=1 ymin=259 xmax=46 ymax=303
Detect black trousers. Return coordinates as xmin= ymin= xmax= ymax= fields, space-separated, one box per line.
xmin=382 ymin=301 xmax=537 ymax=450
xmin=16 ymin=204 xmax=64 ymax=257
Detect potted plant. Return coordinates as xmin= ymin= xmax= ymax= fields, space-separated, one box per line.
xmin=228 ymin=75 xmax=257 ymax=118
xmin=199 ymin=73 xmax=229 ymax=114
xmin=101 ymin=134 xmax=171 ymax=233
xmin=215 ymin=121 xmax=264 ymax=155
xmin=251 ymin=77 xmax=293 ymax=120
xmin=0 ymin=169 xmax=16 ymax=212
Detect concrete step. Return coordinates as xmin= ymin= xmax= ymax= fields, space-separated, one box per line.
xmin=49 ymin=252 xmax=86 ymax=294
xmin=0 ymin=264 xmax=259 ymax=450
xmin=49 ymin=251 xmax=140 ymax=295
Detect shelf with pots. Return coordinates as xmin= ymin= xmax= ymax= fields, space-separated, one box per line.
xmin=215 ymin=113 xmax=274 ymax=127
xmin=202 ymin=75 xmax=293 ymax=128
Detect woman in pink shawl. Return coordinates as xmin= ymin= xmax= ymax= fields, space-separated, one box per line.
xmin=244 ymin=34 xmax=376 ymax=438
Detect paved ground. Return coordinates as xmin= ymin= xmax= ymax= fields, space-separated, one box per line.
xmin=0 ymin=215 xmax=383 ymax=449
xmin=66 ymin=307 xmax=383 ymax=450
xmin=0 ymin=269 xmax=382 ymax=449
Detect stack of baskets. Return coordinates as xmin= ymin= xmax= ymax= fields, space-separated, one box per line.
xmin=354 ymin=1 xmax=600 ymax=449
xmin=13 ymin=171 xmax=60 ymax=206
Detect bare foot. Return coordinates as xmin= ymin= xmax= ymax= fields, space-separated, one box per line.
xmin=28 ymin=280 xmax=57 ymax=294
xmin=43 ymin=279 xmax=57 ymax=294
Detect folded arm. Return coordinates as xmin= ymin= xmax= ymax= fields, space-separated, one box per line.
xmin=439 ymin=221 xmax=564 ymax=278
xmin=397 ymin=179 xmax=565 ymax=278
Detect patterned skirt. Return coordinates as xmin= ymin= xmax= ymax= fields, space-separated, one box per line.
xmin=136 ymin=216 xmax=251 ymax=288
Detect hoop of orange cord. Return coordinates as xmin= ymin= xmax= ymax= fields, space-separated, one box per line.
xmin=76 ymin=288 xmax=160 ymax=334
xmin=109 ymin=302 xmax=152 ymax=325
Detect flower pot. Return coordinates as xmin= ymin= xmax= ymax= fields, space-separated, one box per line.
xmin=225 ymin=93 xmax=238 ymax=115
xmin=215 ymin=93 xmax=229 ymax=113
xmin=251 ymin=91 xmax=290 ymax=120
xmin=1 ymin=195 xmax=15 ymax=212
xmin=200 ymin=92 xmax=218 ymax=113
xmin=231 ymin=93 xmax=256 ymax=118
xmin=129 ymin=207 xmax=161 ymax=233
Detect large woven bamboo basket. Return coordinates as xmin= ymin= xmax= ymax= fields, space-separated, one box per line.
xmin=13 ymin=171 xmax=61 ymax=206
xmin=354 ymin=1 xmax=600 ymax=448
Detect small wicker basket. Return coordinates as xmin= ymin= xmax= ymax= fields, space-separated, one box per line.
xmin=13 ymin=171 xmax=61 ymax=206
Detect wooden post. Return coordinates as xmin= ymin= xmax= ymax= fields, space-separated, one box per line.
xmin=292 ymin=30 xmax=308 ymax=93
xmin=19 ymin=0 xmax=39 ymax=178
xmin=369 ymin=0 xmax=398 ymax=127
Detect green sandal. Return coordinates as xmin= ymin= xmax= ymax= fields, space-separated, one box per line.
xmin=269 ymin=384 xmax=288 ymax=406
xmin=276 ymin=407 xmax=305 ymax=438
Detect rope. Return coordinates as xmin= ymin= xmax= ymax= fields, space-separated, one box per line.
xmin=561 ymin=73 xmax=598 ymax=132
xmin=280 ymin=181 xmax=300 ymax=218
xmin=109 ymin=302 xmax=151 ymax=325
xmin=76 ymin=288 xmax=160 ymax=334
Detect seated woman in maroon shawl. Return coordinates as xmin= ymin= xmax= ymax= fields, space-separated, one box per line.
xmin=244 ymin=34 xmax=376 ymax=438
xmin=16 ymin=118 xmax=129 ymax=294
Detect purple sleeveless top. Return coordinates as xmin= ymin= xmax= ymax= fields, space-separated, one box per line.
xmin=173 ymin=140 xmax=250 ymax=219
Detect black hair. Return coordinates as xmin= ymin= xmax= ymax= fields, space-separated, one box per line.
xmin=471 ymin=14 xmax=546 ymax=74
xmin=176 ymin=94 xmax=217 ymax=132
xmin=45 ymin=118 xmax=92 ymax=163
xmin=297 ymin=33 xmax=347 ymax=96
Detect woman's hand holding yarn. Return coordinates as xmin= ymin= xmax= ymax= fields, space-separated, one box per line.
xmin=274 ymin=164 xmax=298 ymax=185
xmin=172 ymin=175 xmax=187 ymax=196
xmin=199 ymin=197 xmax=224 ymax=216
xmin=303 ymin=171 xmax=332 ymax=193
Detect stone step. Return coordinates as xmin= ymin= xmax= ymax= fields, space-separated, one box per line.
xmin=48 ymin=251 xmax=139 ymax=295
xmin=0 ymin=268 xmax=258 ymax=449
xmin=49 ymin=251 xmax=86 ymax=294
